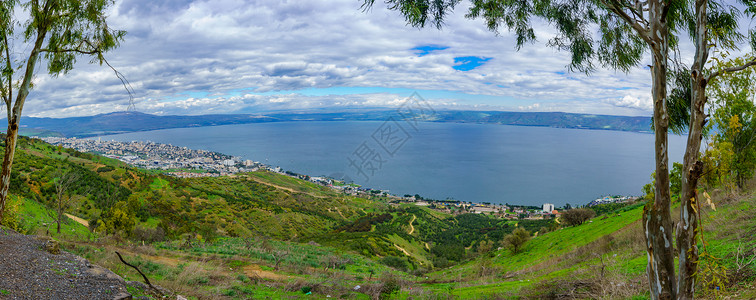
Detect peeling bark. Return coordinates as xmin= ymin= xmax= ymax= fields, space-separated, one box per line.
xmin=676 ymin=0 xmax=709 ymax=298
xmin=643 ymin=1 xmax=676 ymax=299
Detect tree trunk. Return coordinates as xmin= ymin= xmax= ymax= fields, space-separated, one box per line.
xmin=644 ymin=2 xmax=677 ymax=299
xmin=676 ymin=0 xmax=709 ymax=298
xmin=0 ymin=32 xmax=43 ymax=224
xmin=57 ymin=197 xmax=62 ymax=234
xmin=0 ymin=119 xmax=19 ymax=223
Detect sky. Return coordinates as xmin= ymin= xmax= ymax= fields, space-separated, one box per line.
xmin=16 ymin=0 xmax=707 ymax=118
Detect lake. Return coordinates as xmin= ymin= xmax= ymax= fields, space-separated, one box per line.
xmin=99 ymin=121 xmax=687 ymax=207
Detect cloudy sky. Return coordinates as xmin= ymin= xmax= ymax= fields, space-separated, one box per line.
xmin=20 ymin=0 xmax=679 ymax=118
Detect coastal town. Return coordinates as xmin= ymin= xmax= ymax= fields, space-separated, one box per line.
xmin=40 ymin=136 xmax=641 ymax=220
xmin=41 ymin=137 xmax=261 ymax=176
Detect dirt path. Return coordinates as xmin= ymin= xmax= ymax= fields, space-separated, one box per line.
xmin=243 ymin=264 xmax=292 ymax=281
xmin=408 ymin=215 xmax=416 ymax=235
xmin=394 ymin=244 xmax=411 ymax=257
xmin=65 ymin=213 xmax=89 ymax=228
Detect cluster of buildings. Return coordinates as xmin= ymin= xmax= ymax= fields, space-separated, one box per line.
xmin=40 ymin=137 xmax=262 ymax=176
xmin=587 ymin=196 xmax=638 ymax=206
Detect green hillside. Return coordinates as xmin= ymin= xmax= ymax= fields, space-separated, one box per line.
xmin=1 ymin=136 xmax=754 ymax=299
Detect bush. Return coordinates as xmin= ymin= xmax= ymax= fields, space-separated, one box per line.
xmin=562 ymin=208 xmax=596 ymax=226
xmin=380 ymin=256 xmax=410 ymax=272
xmin=96 ymin=166 xmax=114 ymax=173
xmin=0 ymin=196 xmax=21 ymax=231
xmin=131 ymin=226 xmax=166 ymax=242
xmin=378 ymin=274 xmax=402 ymax=300
xmin=503 ymin=227 xmax=530 ymax=254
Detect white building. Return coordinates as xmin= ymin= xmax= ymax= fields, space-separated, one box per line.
xmin=542 ymin=203 xmax=555 ymax=213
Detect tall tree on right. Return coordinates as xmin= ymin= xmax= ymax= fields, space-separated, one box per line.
xmin=362 ymin=0 xmax=756 ymax=298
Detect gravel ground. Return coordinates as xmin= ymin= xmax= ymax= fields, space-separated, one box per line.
xmin=0 ymin=227 xmax=131 ymax=300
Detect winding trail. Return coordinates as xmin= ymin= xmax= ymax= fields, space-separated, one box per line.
xmin=394 ymin=244 xmax=411 ymax=257
xmin=408 ymin=214 xmax=416 ymax=235
xmin=65 ymin=213 xmax=89 ymax=228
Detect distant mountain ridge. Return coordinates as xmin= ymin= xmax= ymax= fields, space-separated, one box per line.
xmin=7 ymin=110 xmax=652 ymax=137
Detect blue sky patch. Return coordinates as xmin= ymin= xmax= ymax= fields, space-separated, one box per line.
xmin=453 ymin=56 xmax=492 ymax=71
xmin=412 ymin=45 xmax=449 ymax=57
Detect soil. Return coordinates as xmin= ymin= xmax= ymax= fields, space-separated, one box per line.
xmin=0 ymin=227 xmax=130 ymax=300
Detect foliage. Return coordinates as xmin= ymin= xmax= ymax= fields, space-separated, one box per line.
xmin=0 ymin=195 xmax=21 ymax=231
xmin=704 ymin=56 xmax=756 ymax=188
xmin=503 ymin=227 xmax=530 ymax=254
xmin=337 ymin=213 xmax=392 ymax=232
xmin=0 ymin=0 xmax=126 ymax=221
xmin=380 ymin=255 xmax=411 ymax=272
xmin=561 ymin=208 xmax=596 ymax=227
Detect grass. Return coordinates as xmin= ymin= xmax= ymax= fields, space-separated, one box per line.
xmin=16 ymin=196 xmax=92 ymax=240
xmin=149 ymin=177 xmax=170 ymax=190
xmin=416 ymin=204 xmax=648 ymax=298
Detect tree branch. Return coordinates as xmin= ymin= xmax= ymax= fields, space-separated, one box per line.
xmin=1 ymin=30 xmax=11 ymax=115
xmin=38 ymin=48 xmax=99 ymax=55
xmin=602 ymin=0 xmax=651 ymax=43
xmin=101 ymin=56 xmax=135 ymax=110
xmin=115 ymin=251 xmax=156 ymax=290
xmin=708 ymin=58 xmax=756 ymax=81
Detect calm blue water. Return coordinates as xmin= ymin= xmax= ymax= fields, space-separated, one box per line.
xmin=99 ymin=121 xmax=687 ymax=207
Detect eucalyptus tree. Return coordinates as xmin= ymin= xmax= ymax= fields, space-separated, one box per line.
xmin=0 ymin=0 xmax=124 ymax=222
xmin=362 ymin=0 xmax=756 ymax=298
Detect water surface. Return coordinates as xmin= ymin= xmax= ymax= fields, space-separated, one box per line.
xmin=100 ymin=121 xmax=687 ymax=207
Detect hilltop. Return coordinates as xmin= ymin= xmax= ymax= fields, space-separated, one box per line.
xmin=8 ymin=110 xmax=652 ymax=138
xmin=0 ymin=136 xmax=753 ymax=299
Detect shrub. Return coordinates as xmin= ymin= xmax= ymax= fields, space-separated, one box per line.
xmin=0 ymin=196 xmax=21 ymax=232
xmin=96 ymin=166 xmax=114 ymax=173
xmin=503 ymin=227 xmax=530 ymax=254
xmin=377 ymin=274 xmax=402 ymax=300
xmin=131 ymin=226 xmax=166 ymax=243
xmin=380 ymin=256 xmax=410 ymax=272
xmin=562 ymin=208 xmax=596 ymax=226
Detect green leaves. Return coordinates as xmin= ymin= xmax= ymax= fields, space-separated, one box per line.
xmin=467 ymin=0 xmax=538 ymax=48
xmin=3 ymin=0 xmax=124 ymax=79
xmin=363 ymin=0 xmax=462 ymax=29
xmin=37 ymin=0 xmax=125 ymax=76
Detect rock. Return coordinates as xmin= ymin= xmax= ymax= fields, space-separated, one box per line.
xmin=44 ymin=239 xmax=60 ymax=255
xmin=126 ymin=280 xmax=150 ymax=292
xmin=177 ymin=295 xmax=188 ymax=300
xmin=113 ymin=292 xmax=132 ymax=300
xmin=86 ymin=263 xmax=126 ymax=282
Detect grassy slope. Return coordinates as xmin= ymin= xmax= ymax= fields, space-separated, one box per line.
xmin=14 ymin=136 xmax=385 ymax=240
xmin=412 ymin=204 xmax=647 ymax=298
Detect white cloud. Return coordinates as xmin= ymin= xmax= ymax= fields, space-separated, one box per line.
xmin=10 ymin=0 xmax=695 ymax=118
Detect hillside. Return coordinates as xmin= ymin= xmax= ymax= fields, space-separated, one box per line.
xmin=0 ymin=137 xmax=754 ymax=299
xmin=7 ymin=110 xmax=652 ymax=138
